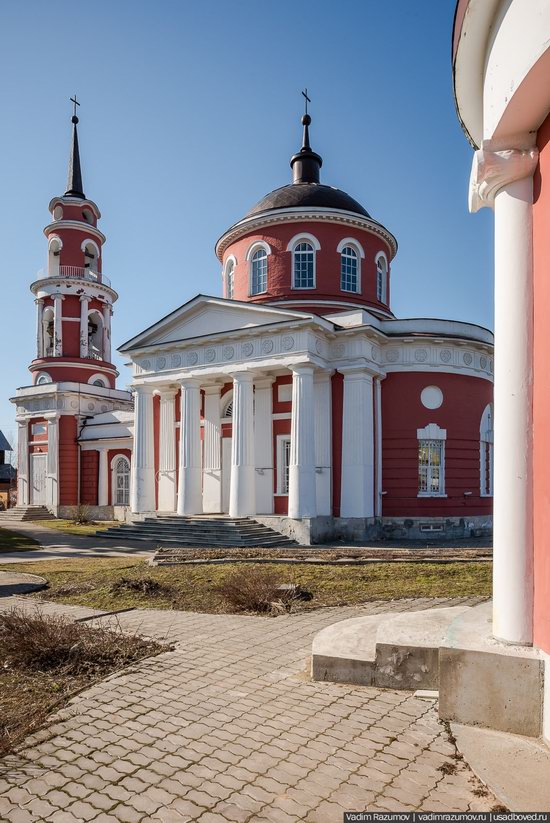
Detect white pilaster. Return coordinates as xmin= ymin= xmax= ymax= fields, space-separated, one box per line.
xmin=203 ymin=385 xmax=222 ymax=513
xmin=130 ymin=386 xmax=155 ymax=513
xmin=158 ymin=389 xmax=177 ymax=512
xmin=374 ymin=377 xmax=383 ymax=517
xmin=17 ymin=421 xmax=29 ymax=506
xmin=79 ymin=295 xmax=89 ymax=358
xmin=288 ymin=364 xmax=316 ymax=519
xmin=229 ymin=372 xmax=256 ymax=517
xmin=340 ymin=368 xmax=374 ymax=518
xmin=254 ymin=377 xmax=274 ymax=514
xmin=46 ymin=415 xmax=59 ymax=510
xmin=314 ymin=371 xmax=332 ymax=516
xmin=35 ymin=298 xmax=44 ymax=359
xmin=177 ymin=380 xmax=203 ymax=516
xmin=98 ymin=448 xmax=109 ymax=507
xmin=470 ymin=141 xmax=538 ymax=645
xmin=53 ymin=294 xmax=64 ymax=357
xmin=102 ymin=303 xmax=112 ymax=362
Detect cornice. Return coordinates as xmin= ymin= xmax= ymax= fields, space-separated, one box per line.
xmin=30 ymin=277 xmax=118 ymax=302
xmin=215 ymin=208 xmax=398 ymax=261
xmin=469 ymin=140 xmax=539 ymax=212
xmin=43 ymin=220 xmax=107 ymax=244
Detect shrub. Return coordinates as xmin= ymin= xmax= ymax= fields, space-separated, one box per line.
xmin=0 ymin=607 xmax=159 ymax=676
xmin=110 ymin=576 xmax=166 ymax=596
xmin=71 ymin=504 xmax=92 ymax=525
xmin=216 ymin=566 xmax=304 ymax=614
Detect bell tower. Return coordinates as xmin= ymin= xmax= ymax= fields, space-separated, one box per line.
xmin=30 ymin=98 xmax=118 ymax=389
xmin=11 ymin=99 xmax=132 ymax=514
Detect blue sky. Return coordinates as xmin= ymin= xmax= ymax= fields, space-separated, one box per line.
xmin=0 ymin=0 xmax=493 ymax=448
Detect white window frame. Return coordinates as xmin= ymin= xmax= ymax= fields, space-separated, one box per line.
xmin=417 ymin=423 xmax=446 ymax=498
xmin=375 ymin=251 xmax=388 ymax=303
xmin=287 ymin=233 xmax=320 ymax=290
xmin=224 ymin=255 xmax=236 ymax=300
xmin=246 ymin=241 xmax=271 ymax=296
xmin=111 ymin=454 xmax=131 ymax=507
xmin=337 ymin=238 xmax=364 ymax=295
xmin=480 ymin=404 xmax=494 ymax=497
xmin=275 ymin=434 xmax=292 ymax=496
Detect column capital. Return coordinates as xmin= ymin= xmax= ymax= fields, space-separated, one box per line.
xmin=52 ymin=293 xmax=65 ymax=301
xmin=290 ymin=363 xmax=316 ymax=376
xmin=313 ymin=369 xmax=334 ymax=383
xmin=339 ymin=365 xmax=375 ymax=379
xmin=154 ymin=387 xmax=178 ymax=400
xmin=132 ymin=383 xmax=156 ymax=396
xmin=34 ymin=297 xmax=44 ymax=305
xmin=230 ymin=371 xmax=255 ymax=383
xmin=254 ymin=375 xmax=276 ymax=390
xmin=203 ymin=384 xmax=223 ymax=396
xmin=469 ymin=141 xmax=539 ymax=213
xmin=79 ymin=294 xmax=90 ymax=303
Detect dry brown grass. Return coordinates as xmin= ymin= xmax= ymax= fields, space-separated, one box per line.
xmin=0 ymin=607 xmax=163 ymax=757
xmin=215 ymin=566 xmax=304 ymax=613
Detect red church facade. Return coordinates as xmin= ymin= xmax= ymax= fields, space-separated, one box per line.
xmin=12 ymin=106 xmax=493 ymax=543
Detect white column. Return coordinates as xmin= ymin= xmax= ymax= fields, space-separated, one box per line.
xmin=46 ymin=415 xmax=59 ymax=510
xmin=374 ymin=376 xmax=383 ymax=517
xmin=229 ymin=372 xmax=256 ymax=517
xmin=102 ymin=304 xmax=112 ymax=362
xmin=470 ymin=142 xmax=538 ymax=645
xmin=288 ymin=364 xmax=316 ymax=519
xmin=254 ymin=377 xmax=274 ymax=514
xmin=35 ymin=299 xmax=44 ymax=358
xmin=158 ymin=389 xmax=177 ymax=512
xmin=130 ymin=386 xmax=155 ymax=513
xmin=17 ymin=421 xmax=29 ymax=506
xmin=53 ymin=294 xmax=64 ymax=357
xmin=177 ymin=380 xmax=203 ymax=515
xmin=98 ymin=448 xmax=109 ymax=507
xmin=79 ymin=295 xmax=89 ymax=358
xmin=340 ymin=368 xmax=375 ymax=518
xmin=203 ymin=385 xmax=222 ymax=513
xmin=314 ymin=371 xmax=332 ymax=515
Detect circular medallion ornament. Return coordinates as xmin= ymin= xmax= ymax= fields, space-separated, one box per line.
xmin=87 ymin=402 xmax=95 ymax=411
xmin=142 ymin=359 xmax=151 ymax=371
xmin=261 ymin=339 xmax=274 ymax=354
xmin=187 ymin=351 xmax=198 ymax=366
xmin=440 ymin=349 xmax=452 ymax=363
xmin=156 ymin=356 xmax=166 ymax=370
xmin=171 ymin=353 xmax=182 ymax=368
xmin=421 ymin=385 xmax=443 ymax=410
xmin=315 ymin=339 xmax=323 ymax=356
xmin=463 ymin=352 xmax=473 ymax=366
xmin=242 ymin=342 xmax=254 ymax=357
xmin=480 ymin=355 xmax=487 ymax=369
xmin=332 ymin=343 xmax=345 ymax=358
xmin=414 ymin=348 xmax=428 ymax=362
xmin=223 ymin=345 xmax=235 ymax=360
xmin=70 ymin=400 xmax=78 ymax=409
xmin=489 ymin=359 xmax=494 ymax=373
xmin=386 ymin=349 xmax=399 ymax=363
xmin=101 ymin=405 xmax=108 ymax=412
xmin=371 ymin=345 xmax=379 ymax=362
xmin=281 ymin=335 xmax=294 ymax=352
xmin=205 ymin=348 xmax=216 ymax=363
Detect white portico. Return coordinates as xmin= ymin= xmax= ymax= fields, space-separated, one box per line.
xmin=117 ymin=295 xmax=493 ymax=542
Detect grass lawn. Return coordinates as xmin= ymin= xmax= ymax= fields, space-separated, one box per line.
xmin=0 ymin=557 xmax=492 ymax=613
xmin=34 ymin=519 xmax=120 ymax=536
xmin=0 ymin=527 xmax=40 ymax=553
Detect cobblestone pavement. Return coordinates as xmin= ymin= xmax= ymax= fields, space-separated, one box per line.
xmin=0 ymin=596 xmax=497 ymax=821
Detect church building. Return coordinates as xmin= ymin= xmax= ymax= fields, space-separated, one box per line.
xmin=12 ymin=103 xmax=494 ymax=543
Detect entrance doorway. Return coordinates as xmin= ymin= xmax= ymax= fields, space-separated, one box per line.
xmin=221 ymin=437 xmax=231 ymax=513
xmin=30 ymin=453 xmax=47 ymax=505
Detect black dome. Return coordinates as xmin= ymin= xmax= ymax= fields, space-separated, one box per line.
xmin=245 ymin=182 xmax=371 ymax=219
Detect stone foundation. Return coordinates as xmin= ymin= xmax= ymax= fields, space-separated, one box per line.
xmin=255 ymin=514 xmax=493 ymax=545
xmin=58 ymin=504 xmax=131 ymax=522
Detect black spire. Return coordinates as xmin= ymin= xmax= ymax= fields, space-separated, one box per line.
xmin=290 ymin=89 xmax=323 ymax=184
xmin=64 ymin=95 xmax=85 ymax=199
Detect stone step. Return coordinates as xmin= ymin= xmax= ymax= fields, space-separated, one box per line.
xmin=311 ymin=605 xmax=473 ymax=690
xmin=99 ymin=531 xmax=293 ymax=547
xmin=0 ymin=506 xmax=55 ymax=521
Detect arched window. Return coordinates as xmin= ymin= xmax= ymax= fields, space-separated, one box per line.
xmin=112 ymin=456 xmax=130 ymax=506
xmin=81 ymin=240 xmax=100 ymax=279
xmin=251 ymin=248 xmax=268 ymax=295
xmin=221 ymin=392 xmax=233 ymax=419
xmin=293 ymin=242 xmax=315 ymax=289
xmin=340 ymin=246 xmax=359 ymax=292
xmin=480 ymin=404 xmax=494 ymax=496
xmin=417 ymin=423 xmax=446 ymax=497
xmin=376 ymin=253 xmax=388 ymax=303
xmin=48 ymin=236 xmax=62 ymax=277
xmin=42 ymin=306 xmax=55 ymax=356
xmin=87 ymin=311 xmax=104 ymax=360
xmin=225 ymin=259 xmax=235 ymax=300
xmin=36 ymin=372 xmax=52 ymax=385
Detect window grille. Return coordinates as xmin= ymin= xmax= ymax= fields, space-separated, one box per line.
xmin=340 ymin=246 xmax=358 ymax=292
xmin=293 ymin=242 xmax=315 ymax=288
xmin=251 ymin=249 xmax=268 ymax=294
xmin=418 ymin=439 xmax=444 ymax=496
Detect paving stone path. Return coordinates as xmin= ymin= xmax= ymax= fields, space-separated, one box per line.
xmin=0 ymin=596 xmax=497 ymax=821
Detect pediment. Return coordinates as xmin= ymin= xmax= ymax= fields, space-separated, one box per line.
xmin=119 ymin=295 xmax=317 ymax=353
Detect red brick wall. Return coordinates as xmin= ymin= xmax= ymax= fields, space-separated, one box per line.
xmin=81 ymin=451 xmax=98 ymax=505
xmin=59 ymin=415 xmax=78 ymax=506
